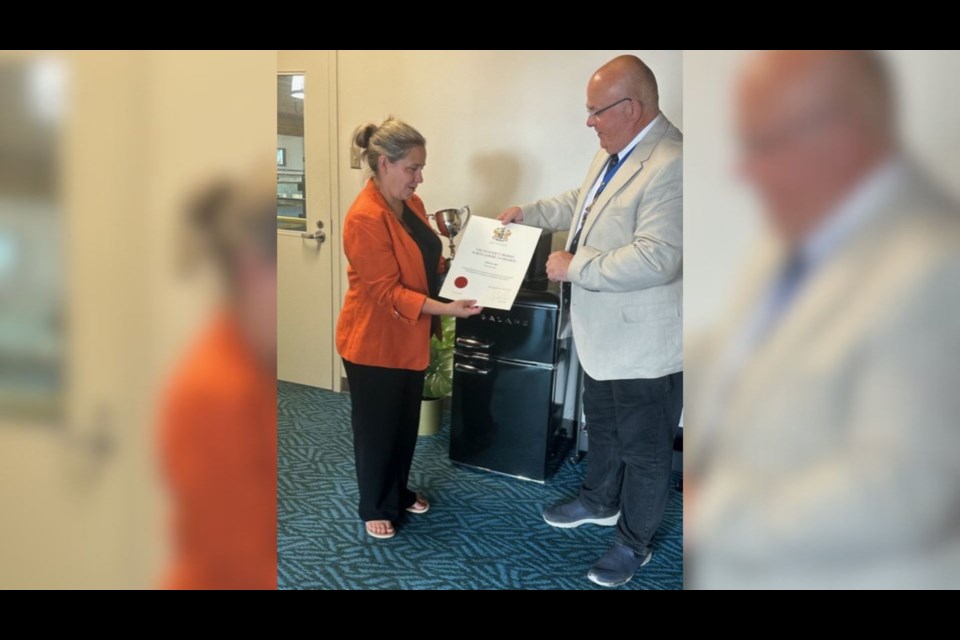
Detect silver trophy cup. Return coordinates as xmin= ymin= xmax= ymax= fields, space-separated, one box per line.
xmin=428 ymin=205 xmax=471 ymax=258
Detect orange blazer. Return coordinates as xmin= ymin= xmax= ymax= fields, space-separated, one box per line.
xmin=159 ymin=310 xmax=277 ymax=590
xmin=336 ymin=179 xmax=445 ymax=371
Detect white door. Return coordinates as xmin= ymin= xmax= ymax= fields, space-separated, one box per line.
xmin=277 ymin=51 xmax=337 ymax=390
xmin=0 ymin=51 xmax=157 ymax=588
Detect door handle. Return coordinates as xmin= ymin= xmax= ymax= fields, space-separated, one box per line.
xmin=301 ymin=219 xmax=325 ymax=243
xmin=62 ymin=405 xmax=115 ymax=486
xmin=455 ymin=362 xmax=491 ymax=375
xmin=301 ymin=229 xmax=326 ymax=243
xmin=456 ymin=337 xmax=494 ymax=350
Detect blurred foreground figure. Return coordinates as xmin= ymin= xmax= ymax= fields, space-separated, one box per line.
xmin=687 ymin=51 xmax=960 ymax=588
xmin=158 ymin=172 xmax=277 ymax=589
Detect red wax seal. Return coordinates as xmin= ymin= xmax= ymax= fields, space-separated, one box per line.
xmin=454 ymin=276 xmax=468 ymax=288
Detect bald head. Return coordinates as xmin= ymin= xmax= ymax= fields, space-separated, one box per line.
xmin=740 ymin=50 xmax=894 ymax=143
xmin=594 ymin=55 xmax=660 ymax=113
xmin=586 ymin=55 xmax=661 ymax=154
xmin=736 ymin=50 xmax=897 ymax=244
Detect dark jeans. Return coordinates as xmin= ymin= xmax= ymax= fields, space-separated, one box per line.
xmin=342 ymin=359 xmax=424 ymax=522
xmin=579 ymin=371 xmax=683 ymax=555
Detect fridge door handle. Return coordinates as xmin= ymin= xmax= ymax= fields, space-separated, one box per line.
xmin=455 ymin=362 xmax=492 ymax=375
xmin=456 ymin=337 xmax=495 ymax=350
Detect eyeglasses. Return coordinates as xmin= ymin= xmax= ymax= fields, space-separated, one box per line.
xmin=739 ymin=107 xmax=842 ymax=158
xmin=587 ymin=97 xmax=634 ymax=119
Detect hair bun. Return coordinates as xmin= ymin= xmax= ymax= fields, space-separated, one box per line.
xmin=353 ymin=123 xmax=377 ymax=150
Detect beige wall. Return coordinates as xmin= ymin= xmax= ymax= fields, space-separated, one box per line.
xmin=684 ymin=50 xmax=960 ymax=334
xmin=336 ymin=50 xmax=682 ymax=221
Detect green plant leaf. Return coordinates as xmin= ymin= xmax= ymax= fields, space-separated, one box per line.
xmin=423 ymin=316 xmax=456 ymax=399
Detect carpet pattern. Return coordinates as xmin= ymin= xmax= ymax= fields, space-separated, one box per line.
xmin=278 ymin=381 xmax=682 ymax=590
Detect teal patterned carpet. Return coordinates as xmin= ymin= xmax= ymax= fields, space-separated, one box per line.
xmin=278 ymin=381 xmax=683 ymax=590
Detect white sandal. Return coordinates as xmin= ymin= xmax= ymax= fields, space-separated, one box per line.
xmin=406 ymin=495 xmax=430 ymax=515
xmin=365 ymin=521 xmax=396 ymax=540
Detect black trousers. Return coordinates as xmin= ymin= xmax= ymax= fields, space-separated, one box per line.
xmin=579 ymin=371 xmax=683 ymax=555
xmin=342 ymin=359 xmax=424 ymax=522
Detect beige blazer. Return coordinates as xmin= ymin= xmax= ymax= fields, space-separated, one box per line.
xmin=520 ymin=114 xmax=683 ymax=381
xmin=687 ymin=166 xmax=960 ymax=588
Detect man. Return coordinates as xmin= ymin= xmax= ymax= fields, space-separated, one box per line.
xmin=498 ymin=55 xmax=683 ymax=587
xmin=686 ymin=51 xmax=960 ymax=588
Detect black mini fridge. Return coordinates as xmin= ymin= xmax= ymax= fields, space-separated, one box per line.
xmin=449 ymin=281 xmax=579 ymax=482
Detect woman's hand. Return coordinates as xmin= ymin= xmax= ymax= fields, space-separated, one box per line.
xmin=445 ymin=299 xmax=483 ymax=318
xmin=422 ymin=297 xmax=483 ymax=318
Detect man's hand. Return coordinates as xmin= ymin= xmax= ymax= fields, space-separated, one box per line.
xmin=497 ymin=207 xmax=524 ymax=225
xmin=546 ymin=251 xmax=574 ymax=282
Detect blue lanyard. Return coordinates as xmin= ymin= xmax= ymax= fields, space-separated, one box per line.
xmin=593 ymin=144 xmax=636 ymax=202
xmin=570 ymin=144 xmax=639 ymax=253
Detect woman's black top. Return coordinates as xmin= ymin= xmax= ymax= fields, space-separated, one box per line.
xmin=401 ymin=203 xmax=442 ymax=298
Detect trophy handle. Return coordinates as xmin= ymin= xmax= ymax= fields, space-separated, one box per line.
xmin=448 ymin=206 xmax=470 ymax=258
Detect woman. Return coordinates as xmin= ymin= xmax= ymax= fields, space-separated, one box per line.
xmin=336 ymin=117 xmax=482 ymax=540
xmin=159 ymin=171 xmax=278 ymax=588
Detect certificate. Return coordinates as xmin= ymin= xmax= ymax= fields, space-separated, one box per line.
xmin=439 ymin=216 xmax=543 ymax=310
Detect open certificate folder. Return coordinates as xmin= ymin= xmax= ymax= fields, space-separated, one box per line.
xmin=439 ymin=217 xmax=543 ymax=311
